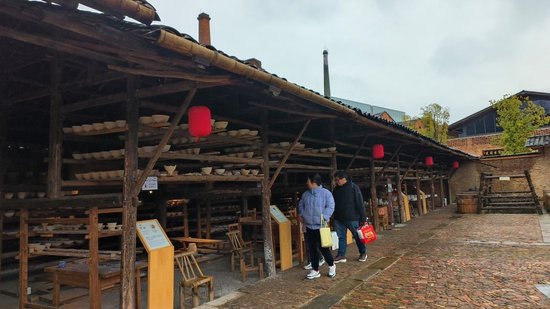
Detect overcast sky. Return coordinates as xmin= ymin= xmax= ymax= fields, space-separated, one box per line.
xmin=146 ymin=0 xmax=550 ymax=123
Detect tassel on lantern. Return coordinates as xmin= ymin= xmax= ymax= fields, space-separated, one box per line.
xmin=372 ymin=144 xmax=384 ymax=159
xmin=188 ymin=106 xmax=212 ymax=142
xmin=453 ymin=161 xmax=459 ymax=169
xmin=425 ymin=156 xmax=434 ymax=166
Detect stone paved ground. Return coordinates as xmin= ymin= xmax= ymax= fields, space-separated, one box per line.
xmin=200 ymin=206 xmax=550 ymax=309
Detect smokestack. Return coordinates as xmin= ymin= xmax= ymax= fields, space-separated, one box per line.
xmin=323 ymin=50 xmax=331 ymax=97
xmin=197 ymin=13 xmax=211 ymax=45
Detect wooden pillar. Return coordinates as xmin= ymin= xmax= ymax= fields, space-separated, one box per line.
xmin=121 ymin=77 xmax=139 ymax=309
xmin=386 ymin=177 xmax=394 ymax=226
xmin=47 ymin=60 xmax=63 ymax=198
xmin=329 ymin=120 xmax=337 ymax=190
xmin=370 ymin=160 xmax=379 ymax=231
xmin=439 ymin=175 xmax=445 ymax=207
xmin=430 ymin=172 xmax=436 ymax=211
xmin=447 ymin=178 xmax=453 ymax=205
xmin=416 ymin=174 xmax=423 ymax=215
xmin=18 ymin=209 xmax=29 ymax=309
xmin=261 ymin=111 xmax=276 ymax=276
xmin=0 ymin=110 xmax=5 ymax=277
xmin=88 ymin=207 xmax=100 ymax=309
xmin=396 ymin=155 xmax=404 ymax=223
xmin=241 ymin=196 xmax=248 ymax=216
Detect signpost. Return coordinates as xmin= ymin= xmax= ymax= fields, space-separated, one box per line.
xmin=136 ymin=219 xmax=174 ymax=309
xmin=269 ymin=205 xmax=293 ymax=271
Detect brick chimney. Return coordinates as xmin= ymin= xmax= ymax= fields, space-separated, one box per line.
xmin=323 ymin=50 xmax=331 ymax=97
xmin=197 ymin=13 xmax=211 ymax=45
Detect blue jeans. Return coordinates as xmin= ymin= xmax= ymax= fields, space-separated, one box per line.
xmin=334 ymin=220 xmax=366 ymax=257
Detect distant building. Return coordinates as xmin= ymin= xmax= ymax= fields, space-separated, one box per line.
xmin=447 ymin=90 xmax=550 ymax=156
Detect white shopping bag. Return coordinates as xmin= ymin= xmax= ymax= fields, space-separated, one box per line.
xmin=331 ymin=231 xmax=339 ymax=251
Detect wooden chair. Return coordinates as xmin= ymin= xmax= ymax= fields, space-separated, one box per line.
xmin=175 ymin=250 xmax=214 ymax=308
xmin=226 ymin=229 xmax=264 ymax=281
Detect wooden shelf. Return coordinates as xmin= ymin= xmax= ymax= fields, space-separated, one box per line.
xmin=157 ymin=152 xmax=263 ymax=164
xmin=30 ymin=248 xmax=120 ymax=259
xmin=159 ymin=175 xmax=263 ymax=183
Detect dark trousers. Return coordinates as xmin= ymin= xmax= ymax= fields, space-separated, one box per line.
xmin=305 ymin=227 xmax=334 ymax=271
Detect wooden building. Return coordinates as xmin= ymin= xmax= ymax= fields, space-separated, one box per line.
xmin=0 ymin=1 xmax=475 ymax=308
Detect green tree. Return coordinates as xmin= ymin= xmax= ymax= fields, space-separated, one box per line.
xmin=490 ymin=95 xmax=550 ymax=154
xmin=418 ymin=103 xmax=450 ymax=144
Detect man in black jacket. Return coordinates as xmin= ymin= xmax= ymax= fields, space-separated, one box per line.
xmin=332 ymin=170 xmax=367 ymax=263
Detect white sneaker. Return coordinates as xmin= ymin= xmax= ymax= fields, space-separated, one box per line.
xmin=328 ymin=265 xmax=336 ymax=278
xmin=306 ymin=270 xmax=321 ymax=279
xmin=304 ymin=259 xmax=324 ymax=270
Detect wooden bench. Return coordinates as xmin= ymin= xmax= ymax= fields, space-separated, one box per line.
xmin=171 ymin=237 xmax=225 ymax=253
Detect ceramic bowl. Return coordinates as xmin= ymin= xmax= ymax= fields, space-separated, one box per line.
xmin=116 ymin=224 xmax=123 ymax=230
xmin=75 ymin=173 xmax=84 ymax=180
xmin=17 ymin=192 xmax=28 ymax=199
xmin=139 ymin=116 xmax=153 ymax=125
xmin=91 ymin=152 xmax=102 ymax=159
xmin=328 ymin=147 xmax=337 ymax=152
xmin=210 ymin=119 xmax=215 ymax=126
xmin=251 ymin=169 xmax=260 ymax=176
xmin=107 ymin=171 xmax=118 ymax=179
xmin=106 ymin=222 xmax=117 ymax=230
xmin=4 ymin=210 xmax=15 ymax=218
xmin=62 ymin=127 xmax=73 ymax=134
xmin=82 ymin=124 xmax=93 ymax=132
xmin=218 ymin=132 xmax=227 ymax=137
xmin=4 ymin=192 xmax=14 ymax=199
xmin=110 ymin=150 xmax=122 ymax=158
xmin=279 ymin=141 xmax=290 ymax=147
xmin=201 ymin=167 xmax=212 ymax=175
xmin=37 ymin=192 xmax=46 ymax=198
xmin=232 ymin=170 xmax=241 ymax=176
xmin=240 ymin=169 xmax=250 ymax=176
xmin=97 ymin=223 xmax=105 ymax=231
xmin=319 ymin=148 xmax=328 ymax=153
xmin=214 ymin=121 xmax=229 ymax=129
xmin=164 ymin=165 xmax=177 ymax=175
xmin=115 ymin=120 xmax=126 ymax=128
xmin=72 ymin=153 xmax=83 ymax=160
xmin=245 ymin=151 xmax=254 ymax=158
xmin=116 ymin=170 xmax=124 ymax=178
xmin=162 ymin=145 xmax=171 ymax=152
xmin=214 ymin=168 xmax=225 ymax=175
xmin=104 ymin=121 xmax=117 ymax=129
xmin=248 ymin=130 xmax=259 ymax=136
xmin=191 ymin=148 xmax=200 ymax=155
xmin=228 ymin=130 xmax=239 ymax=137
xmin=92 ymin=123 xmax=105 ymax=131
xmin=100 ymin=151 xmax=111 ymax=159
xmin=90 ymin=172 xmax=100 ymax=179
xmin=238 ymin=129 xmax=250 ymax=136
xmin=72 ymin=125 xmax=83 ymax=133
xmin=152 ymin=114 xmax=170 ymax=123
xmin=82 ymin=153 xmax=93 ymax=160
xmin=82 ymin=173 xmax=92 ymax=180
xmin=99 ymin=171 xmax=109 ymax=179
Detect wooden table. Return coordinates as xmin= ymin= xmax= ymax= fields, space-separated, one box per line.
xmin=44 ymin=260 xmax=147 ymax=308
xmin=171 ymin=237 xmax=224 ymax=252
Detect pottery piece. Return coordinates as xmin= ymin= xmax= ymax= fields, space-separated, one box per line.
xmin=4 ymin=210 xmax=15 ymax=218
xmin=72 ymin=125 xmax=83 ymax=133
xmin=37 ymin=192 xmax=46 ymax=198
xmin=238 ymin=129 xmax=250 ymax=136
xmin=228 ymin=130 xmax=239 ymax=137
xmin=164 ymin=165 xmax=177 ymax=176
xmin=75 ymin=173 xmax=84 ymax=180
xmin=98 ymin=171 xmax=109 ymax=179
xmin=82 ymin=153 xmax=93 ymax=159
xmin=92 ymin=123 xmax=105 ymax=131
xmin=107 ymin=170 xmax=118 ymax=179
xmin=104 ymin=121 xmax=117 ymax=129
xmin=152 ymin=114 xmax=170 ymax=123
xmin=328 ymin=147 xmax=337 ymax=152
xmin=82 ymin=173 xmax=92 ymax=180
xmin=4 ymin=192 xmax=13 ymax=199
xmin=214 ymin=121 xmax=229 ymax=129
xmin=201 ymin=167 xmax=212 ymax=175
xmin=279 ymin=141 xmax=290 ymax=147
xmin=248 ymin=130 xmax=259 ymax=136
xmin=91 ymin=152 xmax=102 ymax=159
xmin=240 ymin=169 xmax=250 ymax=176
xmin=251 ymin=169 xmax=260 ymax=176
xmin=139 ymin=116 xmax=153 ymax=125
xmin=245 ymin=151 xmax=254 ymax=158
xmin=115 ymin=120 xmax=126 ymax=128
xmin=72 ymin=153 xmax=83 ymax=160
xmin=192 ymin=148 xmax=200 ymax=155
xmin=214 ymin=168 xmax=225 ymax=175
xmin=62 ymin=127 xmax=73 ymax=134
xmin=106 ymin=222 xmax=117 ymax=230
xmin=110 ymin=150 xmax=122 ymax=158
xmin=17 ymin=192 xmax=28 ymax=199
xmin=82 ymin=124 xmax=93 ymax=132
xmin=100 ymin=151 xmax=111 ymax=159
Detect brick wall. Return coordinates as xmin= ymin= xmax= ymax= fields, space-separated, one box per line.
xmin=448 ymin=128 xmax=550 ymax=156
xmin=450 ymin=146 xmax=550 ymax=199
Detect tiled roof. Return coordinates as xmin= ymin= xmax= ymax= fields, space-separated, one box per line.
xmin=525 ymin=135 xmax=550 ymax=148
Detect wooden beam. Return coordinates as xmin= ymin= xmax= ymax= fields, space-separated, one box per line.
xmin=416 ymin=175 xmax=423 ymax=215
xmin=131 ymin=88 xmax=197 ymax=197
xmin=396 ymin=155 xmax=404 ymax=223
xmin=261 ymin=110 xmax=276 ymax=277
xmin=399 ymin=151 xmax=422 ymax=185
xmin=18 ymin=209 xmax=29 ymax=309
xmin=249 ymin=101 xmax=337 ymax=119
xmin=345 ymin=134 xmax=369 ymax=172
xmin=108 ymin=65 xmax=232 ymax=83
xmin=376 ymin=145 xmax=402 ymax=182
xmin=268 ymin=120 xmax=311 ymax=189
xmin=120 ymin=77 xmax=139 ymax=309
xmin=47 ymin=59 xmax=62 ymax=199
xmin=62 ymin=81 xmax=213 ymax=114
xmin=88 ymin=207 xmax=100 ymax=309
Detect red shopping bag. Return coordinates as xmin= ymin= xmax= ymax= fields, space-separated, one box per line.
xmin=357 ymin=223 xmax=377 ymax=244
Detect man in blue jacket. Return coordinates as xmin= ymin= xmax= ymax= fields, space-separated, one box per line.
xmin=332 ymin=170 xmax=367 ymax=263
xmin=298 ymin=174 xmax=336 ymax=279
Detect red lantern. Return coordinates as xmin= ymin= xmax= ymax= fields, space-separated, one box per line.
xmin=425 ymin=156 xmax=434 ymax=166
xmin=372 ymin=144 xmax=384 ymax=159
xmin=188 ymin=106 xmax=212 ymax=142
xmin=452 ymin=161 xmax=459 ymax=169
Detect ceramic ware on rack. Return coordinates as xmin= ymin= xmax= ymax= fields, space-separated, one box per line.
xmin=164 ymin=165 xmax=177 ymax=176
xmin=106 ymin=222 xmax=117 ymax=231
xmin=99 ymin=171 xmax=109 ymax=179
xmin=201 ymin=167 xmax=212 ymax=175
xmin=82 ymin=153 xmax=93 ymax=159
xmin=238 ymin=129 xmax=250 ymax=136
xmin=245 ymin=151 xmax=254 ymax=158
xmin=72 ymin=125 xmax=83 ymax=133
xmin=75 ymin=173 xmax=84 ymax=180
xmin=214 ymin=121 xmax=229 ymax=129
xmin=37 ymin=192 xmax=46 ymax=198
xmin=152 ymin=114 xmax=170 ymax=123
xmin=4 ymin=192 xmax=14 ymax=199
xmin=279 ymin=141 xmax=290 ymax=147
xmin=107 ymin=171 xmax=118 ymax=179
xmin=104 ymin=121 xmax=117 ymax=129
xmin=82 ymin=124 xmax=93 ymax=132
xmin=115 ymin=120 xmax=126 ymax=128
xmin=109 ymin=150 xmax=122 ymax=158
xmin=72 ymin=153 xmax=83 ymax=160
xmin=62 ymin=127 xmax=73 ymax=134
xmin=17 ymin=192 xmax=28 ymax=199
xmin=228 ymin=130 xmax=238 ymax=137
xmin=240 ymin=169 xmax=250 ymax=176
xmin=328 ymin=147 xmax=337 ymax=152
xmin=251 ymin=169 xmax=260 ymax=176
xmin=248 ymin=130 xmax=259 ymax=136
xmin=92 ymin=123 xmax=105 ymax=131
xmin=100 ymin=151 xmax=111 ymax=159
xmin=214 ymin=168 xmax=225 ymax=175
xmin=139 ymin=116 xmax=153 ymax=125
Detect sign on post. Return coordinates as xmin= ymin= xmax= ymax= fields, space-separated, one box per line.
xmin=136 ymin=219 xmax=173 ymax=309
xmin=269 ymin=205 xmax=292 ymax=270
xmin=141 ymin=176 xmax=158 ymax=191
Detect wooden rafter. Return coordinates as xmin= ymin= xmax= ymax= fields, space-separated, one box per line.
xmin=345 ymin=133 xmax=369 ymax=172
xmin=376 ymin=145 xmax=402 ymax=182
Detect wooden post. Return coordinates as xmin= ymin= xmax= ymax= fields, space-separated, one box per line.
xmin=416 ymin=175 xmax=423 ymax=215
xmin=183 ymin=202 xmax=189 ymax=237
xmin=430 ymin=172 xmax=436 ymax=211
xmin=396 ymin=155 xmax=404 ymax=223
xmin=386 ymin=177 xmax=394 ymax=226
xmin=370 ymin=160 xmax=379 ymax=231
xmin=439 ymin=175 xmax=445 ymax=207
xmin=261 ymin=111 xmax=276 ymax=276
xmin=206 ymin=183 xmax=213 ymax=238
xmin=88 ymin=207 xmax=100 ymax=309
xmin=345 ymin=134 xmax=369 ymax=172
xmin=18 ymin=209 xmax=28 ymax=309
xmin=0 ymin=110 xmax=5 ymax=277
xmin=121 ymin=77 xmax=139 ymax=309
xmin=47 ymin=59 xmax=63 ymax=199
xmin=447 ymin=178 xmax=453 ymax=205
